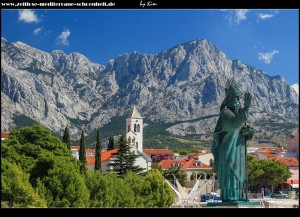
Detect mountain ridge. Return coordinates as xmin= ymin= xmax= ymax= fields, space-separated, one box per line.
xmin=1 ymin=37 xmax=298 ymax=145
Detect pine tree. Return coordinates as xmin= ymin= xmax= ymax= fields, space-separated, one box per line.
xmin=79 ymin=130 xmax=87 ymax=174
xmin=107 ymin=134 xmax=114 ymax=151
xmin=94 ymin=128 xmax=101 ymax=172
xmin=62 ymin=126 xmax=71 ymax=150
xmin=108 ymin=134 xmax=144 ymax=177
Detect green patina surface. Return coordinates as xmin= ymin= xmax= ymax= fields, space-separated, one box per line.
xmin=207 ymin=201 xmax=262 ymax=207
xmin=212 ymin=78 xmax=254 ymax=202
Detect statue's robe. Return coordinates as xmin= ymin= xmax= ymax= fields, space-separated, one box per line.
xmin=212 ymin=106 xmax=249 ymax=202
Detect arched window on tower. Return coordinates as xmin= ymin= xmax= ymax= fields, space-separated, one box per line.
xmin=137 ymin=124 xmax=140 ymax=132
xmin=128 ymin=125 xmax=131 ymax=132
xmin=134 ymin=124 xmax=137 ymax=132
xmin=136 ymin=142 xmax=138 ymax=149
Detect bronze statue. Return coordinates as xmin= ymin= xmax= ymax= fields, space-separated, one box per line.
xmin=212 ymin=78 xmax=254 ymax=202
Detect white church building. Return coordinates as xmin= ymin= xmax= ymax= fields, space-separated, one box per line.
xmin=72 ymin=106 xmax=152 ymax=173
xmin=125 ymin=106 xmax=152 ymax=172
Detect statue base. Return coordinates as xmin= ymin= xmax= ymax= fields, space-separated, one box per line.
xmin=207 ymin=201 xmax=262 ymax=208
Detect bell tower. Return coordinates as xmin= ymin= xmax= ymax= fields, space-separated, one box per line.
xmin=126 ymin=106 xmax=143 ymax=153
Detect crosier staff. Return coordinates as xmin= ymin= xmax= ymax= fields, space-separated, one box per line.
xmin=241 ymin=92 xmax=253 ymax=202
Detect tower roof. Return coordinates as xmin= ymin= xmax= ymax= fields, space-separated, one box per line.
xmin=128 ymin=106 xmax=143 ymax=119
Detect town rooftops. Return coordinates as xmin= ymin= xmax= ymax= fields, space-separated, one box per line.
xmin=258 ymin=147 xmax=282 ymax=153
xmin=101 ymin=148 xmax=119 ymax=161
xmin=158 ymin=159 xmax=212 ymax=170
xmin=1 ymin=132 xmax=10 ymax=139
xmin=257 ymin=152 xmax=278 ymax=159
xmin=85 ymin=148 xmax=120 ymax=165
xmin=143 ymin=149 xmax=174 ymax=155
xmin=128 ymin=106 xmax=143 ymax=119
xmin=275 ymin=157 xmax=299 ymax=167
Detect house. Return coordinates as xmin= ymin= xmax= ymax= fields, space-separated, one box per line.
xmin=86 ymin=148 xmax=119 ymax=174
xmin=1 ymin=131 xmax=10 ymax=140
xmin=254 ymin=147 xmax=282 ymax=160
xmin=158 ymin=158 xmax=212 ymax=181
xmin=143 ymin=149 xmax=174 ymax=162
xmin=275 ymin=157 xmax=299 ymax=190
xmin=71 ymin=145 xmax=95 ymax=160
xmin=283 ymin=131 xmax=299 ymax=160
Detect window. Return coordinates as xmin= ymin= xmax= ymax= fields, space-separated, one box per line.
xmin=128 ymin=125 xmax=131 ymax=132
xmin=137 ymin=124 xmax=140 ymax=132
xmin=134 ymin=124 xmax=137 ymax=132
xmin=136 ymin=142 xmax=138 ymax=149
xmin=194 ymin=162 xmax=202 ymax=166
xmin=128 ymin=136 xmax=131 ymax=144
xmin=172 ymin=162 xmax=180 ymax=167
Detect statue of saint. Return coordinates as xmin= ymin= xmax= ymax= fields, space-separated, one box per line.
xmin=212 ymin=78 xmax=254 ymax=202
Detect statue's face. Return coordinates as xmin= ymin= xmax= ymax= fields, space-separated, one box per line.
xmin=227 ymin=96 xmax=240 ymax=114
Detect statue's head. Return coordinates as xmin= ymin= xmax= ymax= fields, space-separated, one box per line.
xmin=225 ymin=77 xmax=239 ymax=97
xmin=221 ymin=77 xmax=241 ymax=114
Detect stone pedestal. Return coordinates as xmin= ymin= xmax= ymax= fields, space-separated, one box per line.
xmin=206 ymin=201 xmax=262 ymax=208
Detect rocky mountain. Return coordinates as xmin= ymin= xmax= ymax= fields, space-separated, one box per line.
xmin=291 ymin=84 xmax=299 ymax=95
xmin=1 ymin=37 xmax=298 ymax=143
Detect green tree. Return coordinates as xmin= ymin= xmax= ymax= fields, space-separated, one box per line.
xmin=79 ymin=130 xmax=87 ymax=174
xmin=108 ymin=134 xmax=115 ymax=150
xmin=248 ymin=158 xmax=292 ymax=189
xmin=162 ymin=166 xmax=187 ymax=187
xmin=94 ymin=128 xmax=101 ymax=172
xmin=40 ymin=160 xmax=90 ymax=207
xmin=108 ymin=134 xmax=144 ymax=177
xmin=1 ymin=125 xmax=90 ymax=208
xmin=86 ymin=172 xmax=135 ymax=207
xmin=1 ymin=159 xmax=47 ymax=208
xmin=62 ymin=126 xmax=71 ymax=150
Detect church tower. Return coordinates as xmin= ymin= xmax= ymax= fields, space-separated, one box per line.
xmin=126 ymin=106 xmax=143 ymax=153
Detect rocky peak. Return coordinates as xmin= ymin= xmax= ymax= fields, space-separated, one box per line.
xmin=1 ymin=38 xmax=298 ymax=140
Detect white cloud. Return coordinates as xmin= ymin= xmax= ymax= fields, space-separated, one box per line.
xmin=57 ymin=29 xmax=71 ymax=46
xmin=18 ymin=9 xmax=39 ymax=23
xmin=33 ymin=27 xmax=42 ymax=35
xmin=235 ymin=9 xmax=248 ymax=23
xmin=258 ymin=50 xmax=279 ymax=64
xmin=258 ymin=13 xmax=274 ymax=20
xmin=221 ymin=9 xmax=249 ymax=25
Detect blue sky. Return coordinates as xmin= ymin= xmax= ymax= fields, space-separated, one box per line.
xmin=1 ymin=9 xmax=299 ymax=85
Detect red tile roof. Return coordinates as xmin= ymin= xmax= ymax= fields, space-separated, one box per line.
xmin=70 ymin=147 xmax=96 ymax=153
xmin=285 ymin=180 xmax=299 ymax=184
xmin=143 ymin=149 xmax=174 ymax=155
xmin=258 ymin=147 xmax=282 ymax=153
xmin=101 ymin=148 xmax=119 ymax=161
xmin=1 ymin=132 xmax=10 ymax=139
xmin=85 ymin=148 xmax=120 ymax=165
xmin=275 ymin=157 xmax=299 ymax=167
xmin=182 ymin=159 xmax=212 ymax=169
xmin=158 ymin=160 xmax=186 ymax=169
xmin=258 ymin=152 xmax=278 ymax=158
xmin=86 ymin=156 xmax=95 ymax=165
xmin=157 ymin=159 xmax=212 ymax=170
xmin=86 ymin=149 xmax=95 ymax=153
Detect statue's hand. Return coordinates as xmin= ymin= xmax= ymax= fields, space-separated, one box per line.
xmin=241 ymin=125 xmax=254 ymax=140
xmin=244 ymin=92 xmax=252 ymax=108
